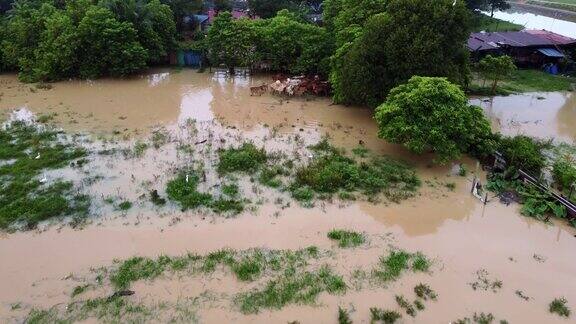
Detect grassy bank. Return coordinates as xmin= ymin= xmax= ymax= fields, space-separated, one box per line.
xmin=469 ymin=69 xmax=576 ymax=95
xmin=472 ymin=14 xmax=524 ymax=32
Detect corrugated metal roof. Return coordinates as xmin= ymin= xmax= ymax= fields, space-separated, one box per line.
xmin=468 ymin=30 xmax=576 ymax=52
xmin=537 ymin=48 xmax=565 ymax=58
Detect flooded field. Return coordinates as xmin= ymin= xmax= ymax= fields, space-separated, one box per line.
xmin=0 ymin=69 xmax=575 ymax=323
xmin=472 ymin=92 xmax=576 ymax=143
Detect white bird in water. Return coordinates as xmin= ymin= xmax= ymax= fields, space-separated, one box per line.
xmin=185 ymin=174 xmax=189 ymax=183
xmin=39 ymin=176 xmax=47 ymax=184
xmin=35 ymin=153 xmax=41 ymax=159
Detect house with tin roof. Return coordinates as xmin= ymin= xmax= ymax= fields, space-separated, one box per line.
xmin=468 ymin=30 xmax=576 ymax=66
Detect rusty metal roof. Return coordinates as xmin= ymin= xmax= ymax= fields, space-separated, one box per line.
xmin=468 ymin=30 xmax=576 ymax=52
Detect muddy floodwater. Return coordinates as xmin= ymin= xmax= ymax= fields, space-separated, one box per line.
xmin=0 ymin=69 xmax=575 ymax=323
xmin=472 ymin=92 xmax=576 ymax=143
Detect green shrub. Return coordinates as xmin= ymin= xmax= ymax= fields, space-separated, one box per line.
xmin=497 ymin=135 xmax=548 ymax=175
xmin=327 ymin=229 xmax=366 ymax=248
xmin=552 ymin=158 xmax=576 ymax=194
xmin=549 ymin=298 xmax=571 ymax=317
xmin=294 ymin=141 xmax=420 ymax=202
xmin=218 ymin=143 xmax=267 ymax=174
xmin=166 ymin=172 xmax=213 ymax=210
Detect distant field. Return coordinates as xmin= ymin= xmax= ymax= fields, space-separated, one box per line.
xmin=525 ymin=0 xmax=576 ymax=12
xmin=471 ymin=14 xmax=524 ymax=32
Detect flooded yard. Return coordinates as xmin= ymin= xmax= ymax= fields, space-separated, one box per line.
xmin=0 ymin=69 xmax=575 ymax=323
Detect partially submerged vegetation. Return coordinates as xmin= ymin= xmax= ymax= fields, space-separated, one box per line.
xmin=0 ymin=120 xmax=89 ymax=230
xmin=372 ymin=250 xmax=432 ymax=284
xmin=292 ymin=139 xmax=420 ymax=203
xmin=549 ymin=297 xmax=571 ymax=317
xmin=327 ymin=229 xmax=366 ymax=248
xmin=22 ymin=245 xmax=435 ymax=321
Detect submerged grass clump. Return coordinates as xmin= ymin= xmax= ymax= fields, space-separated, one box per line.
xmin=293 ymin=140 xmax=420 ymax=203
xmin=549 ymin=298 xmax=571 ymax=317
xmin=235 ymin=265 xmax=346 ymax=314
xmin=109 ymin=247 xmax=320 ymax=290
xmin=218 ymin=143 xmax=267 ymax=174
xmin=166 ymin=171 xmax=213 ymax=210
xmin=372 ymin=250 xmax=431 ymax=283
xmin=414 ymin=283 xmax=437 ymax=301
xmin=338 ymin=306 xmax=353 ymax=324
xmin=0 ymin=120 xmax=90 ymax=229
xmin=327 ymin=229 xmax=366 ymax=248
xmin=165 ymin=172 xmax=246 ymax=214
xmin=370 ymin=307 xmax=402 ymax=323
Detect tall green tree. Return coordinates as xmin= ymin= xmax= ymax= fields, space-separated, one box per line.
xmin=331 ymin=0 xmax=471 ymax=108
xmin=478 ymin=54 xmax=516 ymax=94
xmin=258 ymin=9 xmax=332 ymax=75
xmin=375 ymin=76 xmax=492 ymax=164
xmin=207 ymin=11 xmax=259 ymax=74
xmin=31 ymin=9 xmax=79 ymax=81
xmin=77 ymin=6 xmax=147 ymax=78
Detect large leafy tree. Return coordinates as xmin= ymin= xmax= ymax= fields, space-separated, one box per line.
xmin=207 ymin=11 xmax=259 ymax=74
xmin=31 ymin=9 xmax=79 ymax=81
xmin=77 ymin=6 xmax=147 ymax=78
xmin=258 ymin=10 xmax=332 ymax=75
xmin=375 ymin=76 xmax=492 ymax=164
xmin=99 ymin=0 xmax=176 ymax=63
xmin=331 ymin=0 xmax=471 ymax=108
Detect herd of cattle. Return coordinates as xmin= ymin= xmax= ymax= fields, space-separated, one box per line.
xmin=250 ymin=74 xmax=330 ymax=97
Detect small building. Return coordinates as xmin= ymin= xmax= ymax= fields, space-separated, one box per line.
xmin=468 ymin=30 xmax=576 ymax=67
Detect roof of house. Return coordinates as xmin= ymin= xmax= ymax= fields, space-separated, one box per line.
xmin=467 ymin=30 xmax=576 ymax=52
xmin=193 ymin=14 xmax=209 ymax=24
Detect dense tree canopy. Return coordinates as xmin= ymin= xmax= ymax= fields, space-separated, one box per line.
xmin=0 ymin=0 xmax=176 ymax=81
xmin=256 ymin=10 xmax=332 ymax=75
xmin=207 ymin=12 xmax=259 ymax=74
xmin=375 ymin=76 xmax=492 ymax=164
xmin=330 ymin=0 xmax=471 ymax=108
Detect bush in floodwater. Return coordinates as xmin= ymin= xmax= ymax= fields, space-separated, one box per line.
xmin=372 ymin=250 xmax=431 ymax=283
xmin=338 ymin=307 xmax=352 ymax=324
xmin=549 ymin=298 xmax=571 ymax=317
xmin=294 ymin=141 xmax=420 ymax=202
xmin=497 ymin=135 xmax=549 ymax=175
xmin=552 ymin=158 xmax=576 ymax=195
xmin=166 ymin=172 xmax=213 ymax=210
xmin=218 ymin=143 xmax=267 ymax=174
xmin=370 ymin=307 xmax=402 ymax=323
xmin=327 ymin=229 xmax=366 ymax=248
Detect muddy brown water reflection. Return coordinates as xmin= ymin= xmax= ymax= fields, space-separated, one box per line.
xmin=0 ymin=70 xmax=575 ymax=323
xmin=471 ymin=92 xmax=576 ymax=143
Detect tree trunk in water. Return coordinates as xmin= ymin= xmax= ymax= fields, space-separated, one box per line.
xmin=491 ymin=79 xmax=498 ymax=95
xmin=228 ymin=67 xmax=235 ymax=75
